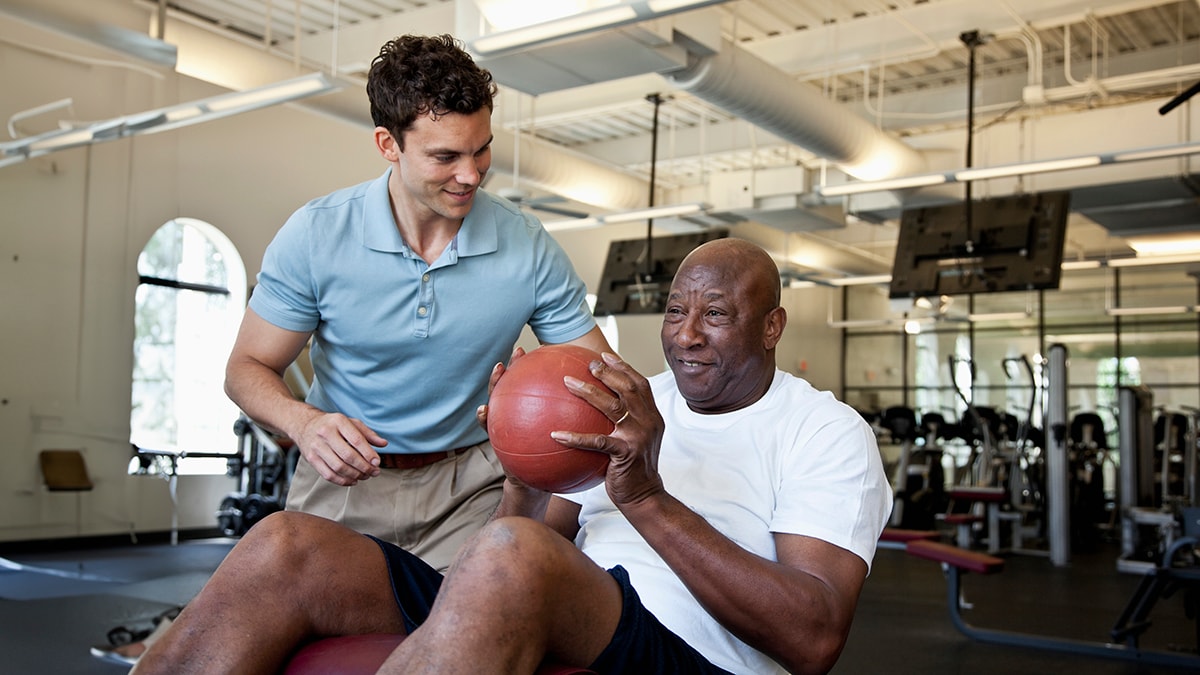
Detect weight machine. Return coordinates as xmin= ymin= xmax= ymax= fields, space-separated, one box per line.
xmin=944 ymin=353 xmax=1056 ymax=559
xmin=215 ymin=415 xmax=296 ymax=537
xmin=130 ymin=414 xmax=296 ymax=541
xmin=1117 ymin=385 xmax=1200 ymax=574
xmin=881 ymin=406 xmax=948 ymax=531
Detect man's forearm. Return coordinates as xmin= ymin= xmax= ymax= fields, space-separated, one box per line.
xmin=225 ymin=360 xmax=321 ymax=441
xmin=490 ymin=479 xmax=553 ymax=522
xmin=622 ymin=493 xmax=843 ymax=674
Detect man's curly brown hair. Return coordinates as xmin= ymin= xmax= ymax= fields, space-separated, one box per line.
xmin=367 ymin=34 xmax=497 ymax=150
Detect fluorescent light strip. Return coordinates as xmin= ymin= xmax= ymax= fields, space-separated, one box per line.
xmin=206 ymin=76 xmax=332 ymax=113
xmin=0 ymin=73 xmax=339 ymax=168
xmin=543 ymin=202 xmax=707 ymax=231
xmin=953 ymin=155 xmax=1101 ymax=182
xmin=26 ymin=128 xmax=94 ymax=152
xmin=602 ymin=202 xmax=705 ymax=223
xmin=1126 ymin=235 xmax=1200 ymax=256
xmin=473 ymin=6 xmax=638 ymax=54
xmin=543 ymin=216 xmax=602 ymax=232
xmin=1106 ymin=305 xmax=1197 ymax=317
xmin=1060 ymin=260 xmax=1103 ymax=271
xmin=820 ymin=173 xmax=947 ymax=197
xmin=827 ymin=274 xmax=893 ymax=287
xmin=1110 ymin=141 xmax=1200 ymax=162
xmin=827 ymin=318 xmax=905 ymax=329
xmin=1107 ymin=253 xmax=1200 ymax=267
xmin=471 ymin=0 xmax=730 ymax=56
xmin=966 ymin=312 xmax=1031 ymax=322
xmin=829 ymin=317 xmax=938 ymax=329
xmin=787 ymin=279 xmax=818 ymax=289
xmin=818 ymin=140 xmax=1200 ymax=197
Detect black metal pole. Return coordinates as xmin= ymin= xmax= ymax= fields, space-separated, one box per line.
xmin=645 ymin=93 xmax=664 ymax=282
xmin=960 ymin=30 xmax=986 ymax=254
xmin=1159 ymin=79 xmax=1200 ymax=115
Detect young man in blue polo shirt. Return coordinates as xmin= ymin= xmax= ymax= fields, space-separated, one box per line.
xmin=223 ymin=34 xmax=611 ymax=572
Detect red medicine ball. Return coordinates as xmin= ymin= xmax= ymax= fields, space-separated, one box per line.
xmin=487 ymin=344 xmax=612 ymax=493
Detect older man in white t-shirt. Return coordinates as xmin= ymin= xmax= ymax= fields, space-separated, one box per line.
xmin=134 ymin=238 xmax=892 ymax=675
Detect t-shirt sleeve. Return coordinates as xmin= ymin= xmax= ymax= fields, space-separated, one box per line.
xmin=248 ymin=208 xmax=321 ymax=333
xmin=770 ymin=409 xmax=892 ymax=571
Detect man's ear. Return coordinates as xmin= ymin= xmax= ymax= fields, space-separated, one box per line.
xmin=374 ymin=126 xmax=400 ymax=161
xmin=763 ymin=306 xmax=787 ymax=350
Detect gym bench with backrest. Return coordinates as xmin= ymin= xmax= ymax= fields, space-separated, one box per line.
xmin=905 ymin=537 xmax=1200 ymax=669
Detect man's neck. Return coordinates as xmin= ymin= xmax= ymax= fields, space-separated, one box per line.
xmin=390 ymin=197 xmax=462 ymax=266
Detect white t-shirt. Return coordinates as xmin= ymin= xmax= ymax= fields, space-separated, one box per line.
xmin=566 ymin=369 xmax=892 ymax=675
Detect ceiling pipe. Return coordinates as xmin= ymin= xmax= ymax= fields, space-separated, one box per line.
xmin=489 ymin=129 xmax=647 ymax=211
xmin=664 ymin=38 xmax=927 ymax=182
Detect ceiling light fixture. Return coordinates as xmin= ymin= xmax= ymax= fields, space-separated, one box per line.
xmin=542 ymin=202 xmax=708 ymax=231
xmin=1106 ymin=253 xmax=1200 ymax=268
xmin=819 ymin=173 xmax=948 ymax=197
xmin=817 ymin=140 xmax=1200 ymax=197
xmin=1106 ymin=305 xmax=1198 ymax=317
xmin=826 ymin=274 xmax=894 ymax=287
xmin=0 ymin=73 xmax=340 ymax=169
xmin=953 ymin=156 xmax=1102 ymax=182
xmin=1125 ymin=234 xmax=1200 ymax=256
xmin=469 ymin=0 xmax=731 ymax=57
xmin=966 ymin=311 xmax=1032 ymax=322
xmin=827 ymin=316 xmax=937 ymax=329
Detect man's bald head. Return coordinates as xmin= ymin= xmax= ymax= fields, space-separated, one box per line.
xmin=661 ymin=238 xmax=787 ymax=414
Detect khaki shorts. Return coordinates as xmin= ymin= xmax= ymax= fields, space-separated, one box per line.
xmin=285 ymin=441 xmax=505 ymax=573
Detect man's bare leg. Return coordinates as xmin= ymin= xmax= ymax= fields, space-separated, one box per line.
xmin=132 ymin=512 xmax=406 ymax=675
xmin=379 ymin=517 xmax=623 ymax=675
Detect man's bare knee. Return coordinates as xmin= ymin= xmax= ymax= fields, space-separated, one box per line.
xmin=450 ymin=517 xmax=570 ymax=587
xmin=225 ymin=511 xmax=355 ymax=582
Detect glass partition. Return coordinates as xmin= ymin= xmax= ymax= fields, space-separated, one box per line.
xmin=842 ymin=264 xmax=1200 ymax=472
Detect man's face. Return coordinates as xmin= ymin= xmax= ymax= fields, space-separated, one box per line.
xmin=393 ymin=108 xmax=493 ymax=222
xmin=660 ymin=255 xmax=778 ymax=414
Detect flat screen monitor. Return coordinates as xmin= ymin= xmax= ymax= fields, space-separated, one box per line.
xmin=889 ymin=191 xmax=1070 ymax=299
xmin=592 ymin=230 xmax=729 ymax=315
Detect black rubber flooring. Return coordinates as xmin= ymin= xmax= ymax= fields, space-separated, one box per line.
xmin=0 ymin=534 xmax=1196 ymax=674
xmin=835 ymin=541 xmax=1199 ymax=674
xmin=0 ymin=537 xmax=236 ymax=675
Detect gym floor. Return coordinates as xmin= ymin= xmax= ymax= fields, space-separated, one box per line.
xmin=0 ymin=533 xmax=1195 ymax=674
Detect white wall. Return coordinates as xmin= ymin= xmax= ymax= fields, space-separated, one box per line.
xmin=0 ymin=12 xmax=383 ymax=541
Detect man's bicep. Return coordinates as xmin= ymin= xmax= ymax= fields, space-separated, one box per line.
xmin=229 ymin=308 xmax=313 ymax=375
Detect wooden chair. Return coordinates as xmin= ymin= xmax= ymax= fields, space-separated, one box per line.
xmin=39 ymin=449 xmax=94 ymax=535
xmin=39 ymin=449 xmax=94 ymax=491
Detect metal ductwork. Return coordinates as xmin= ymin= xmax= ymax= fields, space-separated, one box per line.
xmin=490 ymin=131 xmax=647 ymax=211
xmin=664 ymin=39 xmax=926 ymax=181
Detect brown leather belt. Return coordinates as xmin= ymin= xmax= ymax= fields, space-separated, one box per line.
xmin=377 ymin=446 xmax=471 ymax=470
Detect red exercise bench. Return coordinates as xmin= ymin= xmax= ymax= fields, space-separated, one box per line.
xmin=945 ymin=486 xmax=1007 ymax=551
xmin=283 ymin=633 xmax=595 ymax=674
xmin=878 ymin=527 xmax=940 ymax=550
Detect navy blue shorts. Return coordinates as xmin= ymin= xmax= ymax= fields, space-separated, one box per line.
xmin=367 ymin=536 xmax=734 ymax=674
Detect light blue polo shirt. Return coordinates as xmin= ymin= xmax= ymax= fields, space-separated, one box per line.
xmin=249 ymin=169 xmax=597 ymax=455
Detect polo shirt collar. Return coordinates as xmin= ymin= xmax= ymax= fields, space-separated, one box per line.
xmin=362 ymin=168 xmax=499 ymax=258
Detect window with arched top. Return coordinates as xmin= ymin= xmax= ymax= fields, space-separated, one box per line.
xmin=131 ymin=218 xmax=246 ymax=474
